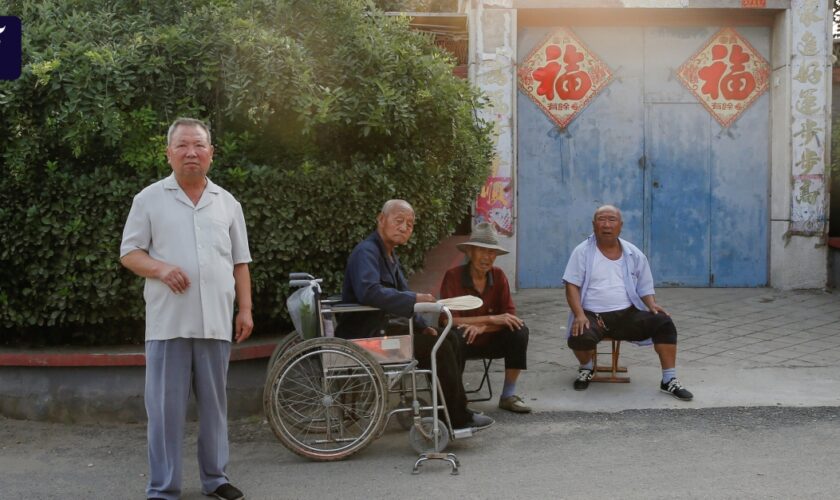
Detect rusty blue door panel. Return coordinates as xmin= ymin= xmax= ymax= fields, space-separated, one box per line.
xmin=646 ymin=104 xmax=712 ymax=286
xmin=709 ymin=27 xmax=770 ymax=287
xmin=644 ymin=26 xmax=770 ymax=287
xmin=643 ymin=27 xmax=717 ymax=103
xmin=710 ymin=90 xmax=770 ymax=286
xmin=517 ymin=27 xmax=646 ymax=288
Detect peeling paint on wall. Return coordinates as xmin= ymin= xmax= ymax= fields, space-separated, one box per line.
xmin=475 ymin=157 xmax=514 ymax=235
xmin=482 ymin=0 xmax=513 ymax=7
xmin=472 ymin=2 xmax=516 ymax=236
xmin=789 ymin=0 xmax=828 ymax=235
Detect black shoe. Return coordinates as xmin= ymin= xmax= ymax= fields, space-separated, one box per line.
xmin=660 ymin=377 xmax=693 ymax=401
xmin=574 ymin=368 xmax=593 ymax=391
xmin=462 ymin=412 xmax=494 ymax=430
xmin=209 ymin=483 xmax=244 ymax=500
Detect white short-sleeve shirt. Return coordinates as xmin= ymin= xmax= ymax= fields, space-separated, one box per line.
xmin=581 ymin=250 xmax=632 ymax=313
xmin=120 ymin=174 xmax=251 ymax=341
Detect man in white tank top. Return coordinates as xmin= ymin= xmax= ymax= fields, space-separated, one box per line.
xmin=562 ymin=205 xmax=693 ymax=401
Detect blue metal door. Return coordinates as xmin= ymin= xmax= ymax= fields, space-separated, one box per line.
xmin=516 ymin=25 xmax=769 ymax=287
xmin=646 ymin=103 xmax=712 ymax=286
xmin=643 ymin=27 xmax=770 ymax=286
xmin=517 ymin=27 xmax=646 ymax=288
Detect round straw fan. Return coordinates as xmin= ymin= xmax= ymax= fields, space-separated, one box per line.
xmin=437 ymin=295 xmax=483 ymax=311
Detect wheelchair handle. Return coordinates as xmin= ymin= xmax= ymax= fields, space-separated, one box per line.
xmin=289 ymin=272 xmax=315 ymax=280
xmin=413 ymin=302 xmax=444 ymax=314
xmin=289 ymin=279 xmax=321 ymax=288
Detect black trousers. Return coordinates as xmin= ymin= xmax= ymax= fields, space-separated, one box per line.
xmin=567 ymin=306 xmax=677 ymax=352
xmin=458 ymin=325 xmax=529 ymax=371
xmin=412 ymin=331 xmax=471 ymax=427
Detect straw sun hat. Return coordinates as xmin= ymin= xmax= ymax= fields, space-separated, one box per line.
xmin=456 ymin=222 xmax=509 ymax=256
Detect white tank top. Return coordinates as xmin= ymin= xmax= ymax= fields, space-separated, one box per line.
xmin=582 ymin=249 xmax=632 ymax=313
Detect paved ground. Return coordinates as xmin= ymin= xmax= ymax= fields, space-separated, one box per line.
xmin=4 ymin=285 xmax=840 ymax=498
xmin=461 ymin=287 xmax=840 ymax=414
xmin=5 ymin=406 xmax=840 ymax=499
xmin=408 ymin=235 xmax=840 ymax=412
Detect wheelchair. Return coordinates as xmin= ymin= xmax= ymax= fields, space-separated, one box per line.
xmin=263 ymin=273 xmax=480 ymax=474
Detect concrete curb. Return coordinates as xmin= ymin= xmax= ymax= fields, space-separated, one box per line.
xmin=0 ymin=338 xmax=280 ymax=422
xmin=464 ymin=365 xmax=840 ymax=414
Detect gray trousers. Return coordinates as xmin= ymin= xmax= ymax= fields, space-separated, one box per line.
xmin=145 ymin=338 xmax=231 ymax=500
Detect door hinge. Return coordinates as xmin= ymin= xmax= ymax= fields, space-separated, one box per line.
xmin=710 ymin=273 xmax=715 ymax=285
xmin=638 ymin=155 xmax=646 ymax=170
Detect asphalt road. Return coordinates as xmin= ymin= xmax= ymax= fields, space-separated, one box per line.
xmin=2 ymin=406 xmax=839 ymax=499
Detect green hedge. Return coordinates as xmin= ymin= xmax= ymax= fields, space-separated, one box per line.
xmin=0 ymin=0 xmax=493 ymax=346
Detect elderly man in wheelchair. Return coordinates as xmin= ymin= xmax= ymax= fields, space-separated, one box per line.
xmin=262 ymin=199 xmax=491 ymax=472
xmin=336 ymin=199 xmax=494 ymax=432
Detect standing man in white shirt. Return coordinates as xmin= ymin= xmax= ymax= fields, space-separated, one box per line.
xmin=562 ymin=205 xmax=693 ymax=401
xmin=120 ymin=118 xmax=252 ymax=500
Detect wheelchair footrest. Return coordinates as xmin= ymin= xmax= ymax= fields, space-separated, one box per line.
xmin=452 ymin=427 xmax=474 ymax=439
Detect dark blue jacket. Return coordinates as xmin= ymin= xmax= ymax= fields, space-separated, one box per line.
xmin=335 ymin=231 xmax=426 ymax=339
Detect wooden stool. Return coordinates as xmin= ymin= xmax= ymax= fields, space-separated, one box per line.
xmin=591 ymin=336 xmax=630 ymax=383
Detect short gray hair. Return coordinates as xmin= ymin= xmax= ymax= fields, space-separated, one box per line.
xmin=593 ymin=204 xmax=622 ymax=221
xmin=381 ymin=199 xmax=413 ymax=216
xmin=167 ymin=118 xmax=212 ymax=146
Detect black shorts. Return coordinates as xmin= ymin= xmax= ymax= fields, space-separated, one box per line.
xmin=567 ymin=306 xmax=677 ymax=351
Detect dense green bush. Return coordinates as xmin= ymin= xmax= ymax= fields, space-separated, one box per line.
xmin=0 ymin=0 xmax=493 ymax=345
xmin=375 ymin=0 xmax=459 ymax=12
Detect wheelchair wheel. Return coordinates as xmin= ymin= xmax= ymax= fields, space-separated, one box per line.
xmin=266 ymin=346 xmax=338 ymax=435
xmin=264 ymin=337 xmax=387 ymax=461
xmin=409 ymin=416 xmax=450 ymax=454
xmin=267 ymin=332 xmax=301 ymax=370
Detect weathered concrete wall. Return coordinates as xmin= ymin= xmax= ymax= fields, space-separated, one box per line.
xmin=0 ymin=359 xmax=268 ymax=423
xmin=770 ymin=0 xmax=830 ymax=288
xmin=469 ymin=0 xmax=519 ymax=286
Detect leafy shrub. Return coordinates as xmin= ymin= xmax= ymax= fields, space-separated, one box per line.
xmin=374 ymin=0 xmax=459 ymax=13
xmin=0 ymin=0 xmax=493 ymax=345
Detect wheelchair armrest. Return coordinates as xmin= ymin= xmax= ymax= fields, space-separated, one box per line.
xmin=330 ymin=303 xmax=380 ymax=314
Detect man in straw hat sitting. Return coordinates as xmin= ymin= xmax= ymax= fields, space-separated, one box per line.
xmin=439 ymin=222 xmax=531 ymax=414
xmin=336 ymin=199 xmax=494 ymax=431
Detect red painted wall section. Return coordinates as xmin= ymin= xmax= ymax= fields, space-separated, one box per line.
xmin=0 ymin=341 xmax=277 ymax=367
